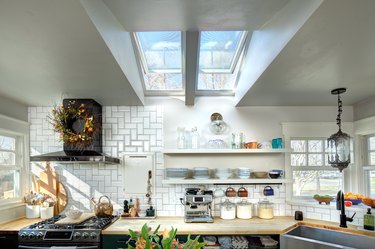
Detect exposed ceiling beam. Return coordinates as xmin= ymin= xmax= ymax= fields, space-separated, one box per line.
xmin=185 ymin=31 xmax=199 ymax=106
xmin=234 ymin=0 xmax=323 ymax=106
xmin=80 ymin=0 xmax=145 ymax=105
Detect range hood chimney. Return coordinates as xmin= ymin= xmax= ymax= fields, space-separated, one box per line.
xmin=30 ymin=99 xmax=120 ymax=164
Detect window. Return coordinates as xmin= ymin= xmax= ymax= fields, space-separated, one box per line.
xmin=0 ymin=132 xmax=22 ymax=201
xmin=134 ymin=31 xmax=183 ymax=94
xmin=197 ymin=31 xmax=247 ymax=94
xmin=291 ymin=138 xmax=343 ymax=198
xmin=364 ymin=135 xmax=375 ymax=197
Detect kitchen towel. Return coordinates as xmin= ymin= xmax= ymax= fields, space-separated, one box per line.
xmin=259 ymin=236 xmax=278 ymax=247
xmin=232 ymin=236 xmax=248 ymax=249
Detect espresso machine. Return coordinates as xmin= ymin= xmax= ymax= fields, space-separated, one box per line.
xmin=181 ymin=188 xmax=214 ymax=223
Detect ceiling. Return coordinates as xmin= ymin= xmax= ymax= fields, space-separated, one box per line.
xmin=0 ymin=0 xmax=374 ymax=107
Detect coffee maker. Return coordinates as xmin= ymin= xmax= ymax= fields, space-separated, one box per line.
xmin=181 ymin=188 xmax=214 ymax=223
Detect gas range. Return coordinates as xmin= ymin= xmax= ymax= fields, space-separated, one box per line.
xmin=18 ymin=215 xmax=118 ymax=249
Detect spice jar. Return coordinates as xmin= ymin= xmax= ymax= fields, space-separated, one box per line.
xmin=220 ymin=199 xmax=236 ymax=220
xmin=236 ymin=199 xmax=252 ymax=219
xmin=258 ymin=199 xmax=274 ymax=219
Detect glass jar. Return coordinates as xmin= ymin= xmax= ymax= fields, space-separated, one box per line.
xmin=177 ymin=127 xmax=185 ymax=149
xmin=258 ymin=199 xmax=274 ymax=219
xmin=236 ymin=199 xmax=252 ymax=219
xmin=220 ymin=199 xmax=236 ymax=220
xmin=191 ymin=126 xmax=200 ymax=149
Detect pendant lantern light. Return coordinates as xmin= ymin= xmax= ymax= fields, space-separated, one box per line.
xmin=327 ymin=88 xmax=351 ymax=172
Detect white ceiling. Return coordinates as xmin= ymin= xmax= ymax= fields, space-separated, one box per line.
xmin=0 ymin=0 xmax=374 ymax=107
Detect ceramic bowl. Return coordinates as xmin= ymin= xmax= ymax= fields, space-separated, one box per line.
xmin=66 ymin=209 xmax=83 ymax=219
xmin=344 ymin=199 xmax=362 ymax=205
xmin=253 ymin=171 xmax=268 ymax=178
xmin=269 ymin=172 xmax=281 ymax=179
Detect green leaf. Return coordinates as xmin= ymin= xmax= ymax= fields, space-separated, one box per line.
xmin=146 ymin=238 xmax=151 ymax=249
xmin=141 ymin=223 xmax=149 ymax=240
xmin=128 ymin=229 xmax=138 ymax=240
xmin=153 ymin=224 xmax=161 ymax=234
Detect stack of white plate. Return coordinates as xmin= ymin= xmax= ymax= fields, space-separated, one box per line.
xmin=193 ymin=167 xmax=210 ymax=179
xmin=237 ymin=167 xmax=252 ymax=179
xmin=215 ymin=168 xmax=232 ymax=179
xmin=165 ymin=168 xmax=188 ymax=179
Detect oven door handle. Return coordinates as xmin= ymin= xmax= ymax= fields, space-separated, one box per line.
xmin=19 ymin=246 xmax=99 ymax=249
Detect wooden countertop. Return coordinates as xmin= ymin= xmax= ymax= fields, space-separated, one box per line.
xmin=103 ymin=216 xmax=375 ymax=237
xmin=0 ymin=218 xmax=42 ymax=234
xmin=1 ymin=216 xmax=374 ymax=238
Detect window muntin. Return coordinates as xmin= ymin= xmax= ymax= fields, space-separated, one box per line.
xmin=291 ymin=138 xmax=343 ymax=198
xmin=365 ymin=135 xmax=375 ymax=197
xmin=134 ymin=32 xmax=183 ymax=92
xmin=197 ymin=31 xmax=247 ymax=92
xmin=368 ymin=136 xmax=375 ymax=165
xmin=0 ymin=133 xmax=21 ymax=200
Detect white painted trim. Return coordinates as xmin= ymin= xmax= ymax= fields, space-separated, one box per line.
xmin=0 ymin=200 xmax=24 ymax=211
xmin=354 ymin=115 xmax=375 ymax=135
xmin=185 ymin=31 xmax=199 ymax=105
xmin=0 ymin=113 xmax=29 ymax=125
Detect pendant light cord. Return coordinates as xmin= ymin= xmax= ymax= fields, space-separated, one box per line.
xmin=336 ymin=94 xmax=343 ymax=131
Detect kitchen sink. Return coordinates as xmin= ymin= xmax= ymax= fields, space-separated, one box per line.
xmin=280 ymin=225 xmax=375 ymax=249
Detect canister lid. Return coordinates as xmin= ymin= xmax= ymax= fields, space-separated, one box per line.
xmin=237 ymin=199 xmax=252 ymax=206
xmin=221 ymin=199 xmax=235 ymax=207
xmin=258 ymin=199 xmax=273 ymax=207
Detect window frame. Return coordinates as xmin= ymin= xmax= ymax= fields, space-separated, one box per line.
xmin=132 ymin=31 xmax=185 ymax=96
xmin=290 ymin=137 xmax=344 ymax=200
xmin=0 ymin=129 xmax=26 ymax=206
xmin=196 ymin=31 xmax=248 ymax=95
xmin=198 ymin=31 xmax=247 ymax=74
xmin=363 ymin=134 xmax=375 ymax=197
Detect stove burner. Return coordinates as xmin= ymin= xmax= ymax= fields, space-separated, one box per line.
xmin=19 ymin=214 xmax=119 ymax=246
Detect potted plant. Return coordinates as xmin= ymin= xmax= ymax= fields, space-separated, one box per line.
xmin=24 ymin=191 xmax=44 ymax=218
xmin=40 ymin=196 xmax=55 ymax=219
xmin=124 ymin=223 xmax=205 ymax=249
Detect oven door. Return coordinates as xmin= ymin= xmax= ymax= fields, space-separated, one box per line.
xmin=19 ymin=245 xmax=100 ymax=249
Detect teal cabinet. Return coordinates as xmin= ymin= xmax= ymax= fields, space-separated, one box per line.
xmin=102 ymin=234 xmax=130 ymax=249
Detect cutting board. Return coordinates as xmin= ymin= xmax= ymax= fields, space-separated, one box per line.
xmin=37 ymin=162 xmax=68 ymax=215
xmin=55 ymin=213 xmax=95 ymax=225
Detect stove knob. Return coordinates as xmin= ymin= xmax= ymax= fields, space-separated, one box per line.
xmin=90 ymin=232 xmax=98 ymax=239
xmin=74 ymin=232 xmax=81 ymax=239
xmin=82 ymin=232 xmax=89 ymax=239
xmin=28 ymin=232 xmax=35 ymax=240
xmin=37 ymin=232 xmax=44 ymax=239
xmin=20 ymin=232 xmax=27 ymax=240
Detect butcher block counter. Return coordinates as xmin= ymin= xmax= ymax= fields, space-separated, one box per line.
xmin=103 ymin=216 xmax=375 ymax=237
xmin=0 ymin=218 xmax=42 ymax=234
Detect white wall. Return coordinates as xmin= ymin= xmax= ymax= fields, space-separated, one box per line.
xmin=157 ymin=97 xmax=353 ymax=149
xmin=354 ymin=96 xmax=375 ymax=121
xmin=0 ymin=95 xmax=28 ymax=121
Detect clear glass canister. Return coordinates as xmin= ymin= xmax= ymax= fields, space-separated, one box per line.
xmin=236 ymin=199 xmax=252 ymax=219
xmin=258 ymin=199 xmax=274 ymax=219
xmin=220 ymin=199 xmax=236 ymax=220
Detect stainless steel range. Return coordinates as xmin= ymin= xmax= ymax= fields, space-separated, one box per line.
xmin=18 ymin=215 xmax=118 ymax=249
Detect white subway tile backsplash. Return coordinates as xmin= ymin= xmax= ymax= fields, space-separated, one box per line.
xmin=30 ymin=105 xmax=364 ymax=224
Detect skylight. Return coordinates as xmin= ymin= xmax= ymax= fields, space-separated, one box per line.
xmin=134 ymin=32 xmax=183 ymax=92
xmin=197 ymin=31 xmax=247 ymax=92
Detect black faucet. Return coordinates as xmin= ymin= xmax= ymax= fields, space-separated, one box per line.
xmin=336 ymin=190 xmax=356 ymax=228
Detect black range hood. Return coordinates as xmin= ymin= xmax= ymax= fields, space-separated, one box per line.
xmin=30 ymin=99 xmax=120 ymax=164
